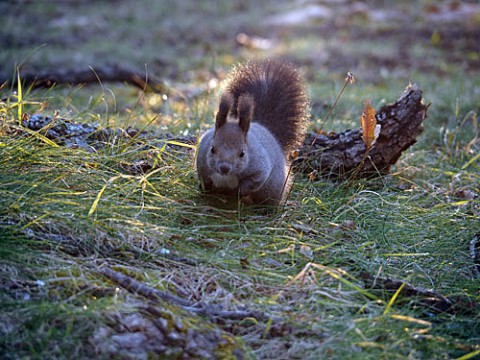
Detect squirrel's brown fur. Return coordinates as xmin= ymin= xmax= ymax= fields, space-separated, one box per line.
xmin=225 ymin=59 xmax=309 ymax=155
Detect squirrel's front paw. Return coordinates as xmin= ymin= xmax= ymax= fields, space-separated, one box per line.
xmin=239 ymin=180 xmax=256 ymax=196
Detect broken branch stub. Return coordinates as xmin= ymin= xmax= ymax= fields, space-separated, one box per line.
xmin=296 ymin=84 xmax=428 ymax=179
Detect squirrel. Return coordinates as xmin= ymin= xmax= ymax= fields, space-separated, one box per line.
xmin=195 ymin=59 xmax=309 ymax=206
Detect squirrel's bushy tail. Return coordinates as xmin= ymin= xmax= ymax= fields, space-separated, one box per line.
xmin=225 ymin=59 xmax=309 ymax=155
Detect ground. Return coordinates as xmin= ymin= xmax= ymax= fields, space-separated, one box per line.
xmin=0 ymin=0 xmax=479 ymax=359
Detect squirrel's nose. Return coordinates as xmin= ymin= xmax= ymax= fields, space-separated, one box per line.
xmin=219 ymin=164 xmax=231 ymax=175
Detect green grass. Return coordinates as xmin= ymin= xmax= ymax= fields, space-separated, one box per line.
xmin=1 ymin=0 xmax=480 ymax=358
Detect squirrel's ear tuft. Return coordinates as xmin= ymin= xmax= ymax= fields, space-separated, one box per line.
xmin=238 ymin=94 xmax=254 ymax=133
xmin=215 ymin=93 xmax=233 ymax=129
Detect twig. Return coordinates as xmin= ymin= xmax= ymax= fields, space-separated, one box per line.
xmin=98 ymin=267 xmax=272 ymax=321
xmin=360 ymin=272 xmax=453 ymax=313
xmin=99 ymin=267 xmax=192 ymax=307
xmin=317 ymin=71 xmax=356 ymax=134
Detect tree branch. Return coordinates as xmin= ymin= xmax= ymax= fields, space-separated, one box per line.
xmin=1 ymin=64 xmax=165 ymax=92
xmin=98 ymin=267 xmax=271 ymax=321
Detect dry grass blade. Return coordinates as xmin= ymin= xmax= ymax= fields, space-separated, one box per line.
xmin=88 ymin=176 xmax=120 ymax=217
xmin=17 ymin=69 xmax=22 ymax=124
xmin=455 ymin=349 xmax=480 ymax=360
xmin=383 ymin=280 xmax=406 ymax=315
xmin=13 ymin=124 xmax=60 ymax=147
xmin=287 ymin=262 xmax=379 ymax=301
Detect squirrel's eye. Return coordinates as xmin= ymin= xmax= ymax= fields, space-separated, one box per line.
xmin=210 ymin=146 xmax=215 ymax=154
xmin=239 ymin=151 xmax=245 ymax=158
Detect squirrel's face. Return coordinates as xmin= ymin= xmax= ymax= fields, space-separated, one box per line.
xmin=208 ymin=122 xmax=249 ymax=178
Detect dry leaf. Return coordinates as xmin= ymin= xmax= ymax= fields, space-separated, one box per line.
xmin=361 ymin=100 xmax=380 ymax=149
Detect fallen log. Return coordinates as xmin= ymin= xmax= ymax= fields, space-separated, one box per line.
xmin=1 ymin=64 xmax=165 ymax=92
xmin=296 ymin=83 xmax=428 ymax=179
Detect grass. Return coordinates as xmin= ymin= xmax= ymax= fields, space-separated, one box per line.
xmin=1 ymin=0 xmax=480 ymax=358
